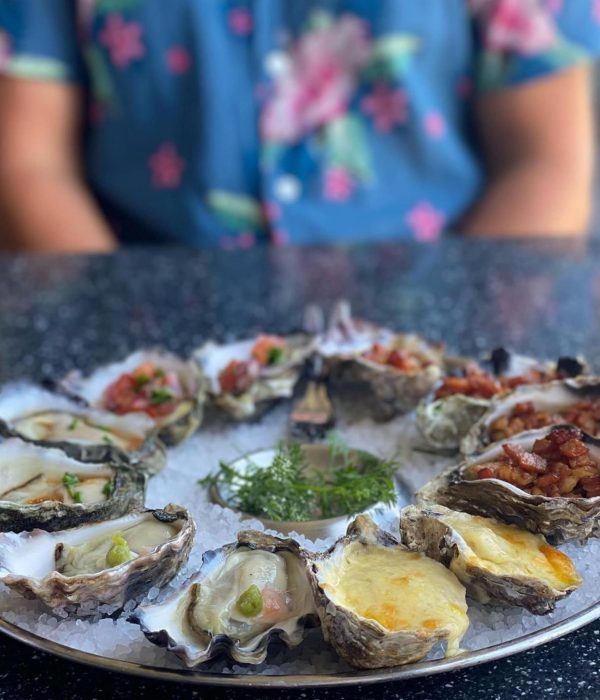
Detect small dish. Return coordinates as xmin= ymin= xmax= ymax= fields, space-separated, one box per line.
xmin=208 ymin=443 xmax=397 ymax=540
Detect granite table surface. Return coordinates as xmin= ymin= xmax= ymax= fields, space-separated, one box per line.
xmin=0 ymin=238 xmax=599 ymax=700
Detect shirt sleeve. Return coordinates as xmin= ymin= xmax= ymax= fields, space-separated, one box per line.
xmin=0 ymin=0 xmax=83 ymax=83
xmin=471 ymin=0 xmax=600 ymax=92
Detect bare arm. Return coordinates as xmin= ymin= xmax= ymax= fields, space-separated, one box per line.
xmin=0 ymin=77 xmax=117 ymax=253
xmin=460 ymin=65 xmax=595 ymax=238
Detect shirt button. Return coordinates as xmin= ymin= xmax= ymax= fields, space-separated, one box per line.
xmin=274 ymin=175 xmax=301 ymax=203
xmin=264 ymin=50 xmax=291 ymax=78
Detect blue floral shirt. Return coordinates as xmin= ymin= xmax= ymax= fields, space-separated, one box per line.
xmin=0 ymin=0 xmax=599 ymax=248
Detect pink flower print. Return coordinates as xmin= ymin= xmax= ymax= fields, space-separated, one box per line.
xmin=237 ymin=231 xmax=256 ymax=249
xmin=324 ymin=167 xmax=355 ymax=202
xmin=149 ymin=143 xmax=185 ymax=189
xmin=100 ymin=14 xmax=144 ymax=69
xmin=424 ymin=112 xmax=446 ymax=139
xmin=472 ymin=0 xmax=557 ymax=56
xmin=166 ymin=47 xmax=191 ymax=75
xmin=361 ymin=82 xmax=408 ymax=133
xmin=406 ymin=203 xmax=446 ymax=243
xmin=594 ymin=0 xmax=600 ymax=24
xmin=228 ymin=7 xmax=254 ymax=36
xmin=545 ymin=0 xmax=563 ymax=15
xmin=263 ymin=201 xmax=282 ymax=223
xmin=261 ymin=14 xmax=371 ymax=143
xmin=272 ymin=229 xmax=289 ymax=246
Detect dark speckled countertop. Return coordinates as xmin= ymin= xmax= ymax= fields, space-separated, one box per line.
xmin=0 ymin=239 xmax=599 ymax=700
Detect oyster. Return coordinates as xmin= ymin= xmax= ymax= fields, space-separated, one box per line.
xmin=400 ymin=505 xmax=581 ymax=615
xmin=132 ymin=530 xmax=318 ymax=666
xmin=56 ymin=350 xmax=205 ymax=446
xmin=0 ymin=504 xmax=194 ymax=609
xmin=305 ymin=515 xmax=469 ymax=669
xmin=417 ymin=350 xmax=587 ymax=452
xmin=316 ymin=303 xmax=444 ymax=420
xmin=0 ymin=384 xmax=166 ymax=475
xmin=0 ymin=438 xmax=145 ymax=532
xmin=461 ymin=377 xmax=600 ymax=455
xmin=417 ymin=426 xmax=600 ymax=543
xmin=194 ymin=334 xmax=314 ymax=420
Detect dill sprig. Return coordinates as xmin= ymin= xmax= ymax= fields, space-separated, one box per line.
xmin=199 ymin=438 xmax=397 ymax=522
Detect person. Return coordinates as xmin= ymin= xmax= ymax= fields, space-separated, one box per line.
xmin=0 ymin=0 xmax=598 ymax=252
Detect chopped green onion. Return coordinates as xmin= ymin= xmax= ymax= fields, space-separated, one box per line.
xmin=150 ymin=388 xmax=173 ymax=405
xmin=154 ymin=368 xmax=166 ymax=379
xmin=102 ymin=479 xmax=114 ymax=498
xmin=134 ymin=373 xmax=151 ymax=390
xmin=267 ymin=346 xmax=286 ymax=365
xmin=67 ymin=418 xmax=79 ymax=431
xmin=62 ymin=472 xmax=83 ymax=504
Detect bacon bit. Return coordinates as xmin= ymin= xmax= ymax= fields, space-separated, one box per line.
xmin=580 ymin=476 xmax=600 ymax=498
xmin=559 ymin=438 xmax=590 ymax=459
xmin=513 ymin=401 xmax=535 ymax=415
xmin=548 ymin=427 xmax=582 ymax=445
xmin=362 ymin=344 xmax=425 ymax=373
xmin=476 ymin=467 xmax=495 ymax=479
xmin=502 ymin=443 xmax=547 ymax=474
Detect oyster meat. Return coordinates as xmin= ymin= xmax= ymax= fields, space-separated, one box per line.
xmin=132 ymin=530 xmax=318 ymax=666
xmin=417 ymin=426 xmax=600 ymax=543
xmin=400 ymin=505 xmax=581 ymax=614
xmin=417 ymin=350 xmax=586 ymax=452
xmin=0 ymin=384 xmax=166 ymax=475
xmin=194 ymin=334 xmax=314 ymax=420
xmin=57 ymin=350 xmax=205 ymax=446
xmin=461 ymin=377 xmax=600 ymax=455
xmin=0 ymin=504 xmax=194 ymax=609
xmin=0 ymin=438 xmax=145 ymax=532
xmin=316 ymin=303 xmax=444 ymax=420
xmin=305 ymin=515 xmax=469 ymax=669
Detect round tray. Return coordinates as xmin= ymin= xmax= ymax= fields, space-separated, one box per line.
xmin=2 ymin=599 xmax=600 ymax=688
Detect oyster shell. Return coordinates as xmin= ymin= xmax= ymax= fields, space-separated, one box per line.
xmin=132 ymin=530 xmax=318 ymax=666
xmin=417 ymin=427 xmax=600 ymax=543
xmin=0 ymin=384 xmax=166 ymax=475
xmin=194 ymin=334 xmax=314 ymax=420
xmin=416 ymin=351 xmax=587 ymax=453
xmin=56 ymin=350 xmax=205 ymax=446
xmin=316 ymin=303 xmax=444 ymax=420
xmin=461 ymin=377 xmax=600 ymax=455
xmin=400 ymin=505 xmax=581 ymax=615
xmin=0 ymin=438 xmax=145 ymax=532
xmin=0 ymin=504 xmax=194 ymax=609
xmin=305 ymin=514 xmax=469 ymax=669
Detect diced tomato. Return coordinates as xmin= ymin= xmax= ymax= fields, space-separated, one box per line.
xmin=251 ymin=335 xmax=288 ymax=367
xmin=218 ymin=359 xmax=257 ymax=395
xmin=102 ymin=363 xmax=182 ymax=418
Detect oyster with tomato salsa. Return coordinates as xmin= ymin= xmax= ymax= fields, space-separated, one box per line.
xmin=132 ymin=530 xmax=318 ymax=666
xmin=461 ymin=376 xmax=600 ymax=455
xmin=0 ymin=383 xmax=166 ymax=475
xmin=416 ymin=351 xmax=586 ymax=452
xmin=400 ymin=505 xmax=581 ymax=615
xmin=316 ymin=303 xmax=444 ymax=420
xmin=0 ymin=438 xmax=145 ymax=532
xmin=417 ymin=425 xmax=600 ymax=543
xmin=57 ymin=350 xmax=205 ymax=446
xmin=0 ymin=504 xmax=194 ymax=610
xmin=305 ymin=514 xmax=469 ymax=669
xmin=194 ymin=334 xmax=314 ymax=420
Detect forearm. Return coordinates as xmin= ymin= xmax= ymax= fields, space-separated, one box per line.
xmin=0 ymin=169 xmax=117 ymax=253
xmin=459 ymin=160 xmax=592 ymax=238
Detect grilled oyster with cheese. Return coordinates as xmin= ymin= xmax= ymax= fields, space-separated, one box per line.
xmin=400 ymin=506 xmax=581 ymax=615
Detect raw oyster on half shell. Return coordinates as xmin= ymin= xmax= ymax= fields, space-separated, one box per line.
xmin=0 ymin=438 xmax=145 ymax=532
xmin=400 ymin=505 xmax=581 ymax=615
xmin=132 ymin=530 xmax=318 ymax=666
xmin=0 ymin=504 xmax=194 ymax=609
xmin=56 ymin=350 xmax=205 ymax=446
xmin=305 ymin=514 xmax=469 ymax=669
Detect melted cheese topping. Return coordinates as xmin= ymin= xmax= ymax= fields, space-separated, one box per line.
xmin=442 ymin=512 xmax=581 ymax=590
xmin=320 ymin=542 xmax=469 ymax=657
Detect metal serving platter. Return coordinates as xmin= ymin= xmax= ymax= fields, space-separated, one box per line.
xmin=1 ymin=600 xmax=600 ymax=688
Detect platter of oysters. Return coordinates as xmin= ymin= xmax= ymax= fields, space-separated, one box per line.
xmin=1 ymin=303 xmax=600 ymax=687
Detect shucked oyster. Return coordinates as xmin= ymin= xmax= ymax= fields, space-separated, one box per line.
xmin=417 ymin=351 xmax=586 ymax=452
xmin=0 ymin=384 xmax=166 ymax=475
xmin=56 ymin=350 xmax=205 ymax=446
xmin=132 ymin=530 xmax=318 ymax=666
xmin=0 ymin=505 xmax=194 ymax=609
xmin=0 ymin=438 xmax=145 ymax=532
xmin=305 ymin=515 xmax=469 ymax=669
xmin=461 ymin=376 xmax=600 ymax=456
xmin=400 ymin=505 xmax=581 ymax=615
xmin=316 ymin=302 xmax=444 ymax=420
xmin=194 ymin=334 xmax=314 ymax=420
xmin=417 ymin=426 xmax=600 ymax=543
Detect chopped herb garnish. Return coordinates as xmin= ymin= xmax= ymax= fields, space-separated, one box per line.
xmin=267 ymin=346 xmax=286 ymax=365
xmin=134 ymin=373 xmax=151 ymax=390
xmin=199 ymin=437 xmax=398 ymax=522
xmin=62 ymin=472 xmax=83 ymax=504
xmin=150 ymin=388 xmax=174 ymax=405
xmin=67 ymin=418 xmax=79 ymax=431
xmin=154 ymin=368 xmax=166 ymax=379
xmin=102 ymin=435 xmax=114 ymax=445
xmin=102 ymin=479 xmax=115 ymax=498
